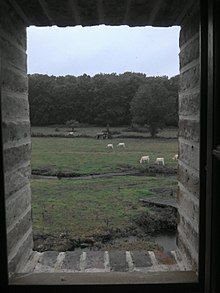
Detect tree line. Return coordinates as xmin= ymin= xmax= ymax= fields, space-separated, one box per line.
xmin=28 ymin=72 xmax=179 ymax=136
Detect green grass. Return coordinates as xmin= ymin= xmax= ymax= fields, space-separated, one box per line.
xmin=31 ymin=175 xmax=177 ymax=238
xmin=31 ymin=125 xmax=178 ymax=139
xmin=31 ymin=137 xmax=178 ymax=174
xmin=31 ymin=127 xmax=178 ymax=242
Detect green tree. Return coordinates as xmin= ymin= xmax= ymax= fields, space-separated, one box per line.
xmin=130 ymin=77 xmax=169 ymax=137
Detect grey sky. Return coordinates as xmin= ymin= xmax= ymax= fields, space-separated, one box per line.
xmin=27 ymin=25 xmax=180 ymax=78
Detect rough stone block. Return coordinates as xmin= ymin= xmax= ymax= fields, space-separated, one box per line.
xmin=8 ymin=229 xmax=33 ymax=273
xmin=3 ymin=143 xmax=31 ymax=172
xmin=0 ymin=0 xmax=26 ymax=48
xmin=179 ymin=63 xmax=200 ymax=93
xmin=131 ymin=250 xmax=152 ymax=268
xmin=176 ymin=229 xmax=198 ymax=270
xmin=7 ymin=208 xmax=32 ymax=255
xmin=2 ymin=120 xmax=31 ymax=146
xmin=179 ymin=140 xmax=200 ymax=171
xmin=6 ymin=184 xmax=31 ymax=228
xmin=179 ymin=92 xmax=200 ymax=117
xmin=179 ymin=36 xmax=199 ymax=69
xmin=1 ymin=38 xmax=26 ymax=71
xmin=179 ymin=119 xmax=200 ymax=142
xmin=109 ymin=251 xmax=128 ymax=272
xmin=85 ymin=251 xmax=105 ymax=270
xmin=4 ymin=163 xmax=31 ymax=200
xmin=177 ymin=163 xmax=200 ymax=198
xmin=179 ymin=10 xmax=199 ymax=47
xmin=61 ymin=251 xmax=81 ymax=271
xmin=177 ymin=185 xmax=199 ymax=223
xmin=1 ymin=91 xmax=29 ymax=121
xmin=178 ymin=213 xmax=199 ymax=252
xmin=2 ymin=66 xmax=28 ymax=93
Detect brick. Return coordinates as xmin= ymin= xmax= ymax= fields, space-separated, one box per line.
xmin=85 ymin=251 xmax=105 ymax=270
xmin=1 ymin=91 xmax=29 ymax=121
xmin=177 ymin=186 xmax=199 ymax=223
xmin=1 ymin=38 xmax=26 ymax=71
xmin=179 ymin=140 xmax=200 ymax=171
xmin=177 ymin=163 xmax=200 ymax=198
xmin=3 ymin=143 xmax=31 ymax=172
xmin=6 ymin=184 xmax=32 ymax=228
xmin=178 ymin=213 xmax=199 ymax=252
xmin=38 ymin=251 xmax=59 ymax=267
xmin=131 ymin=251 xmax=152 ymax=268
xmin=176 ymin=229 xmax=198 ymax=270
xmin=179 ymin=9 xmax=199 ymax=47
xmin=109 ymin=251 xmax=128 ymax=272
xmin=8 ymin=228 xmax=33 ymax=273
xmin=179 ymin=63 xmax=200 ymax=93
xmin=178 ymin=119 xmax=200 ymax=142
xmin=7 ymin=208 xmax=32 ymax=255
xmin=179 ymin=36 xmax=199 ymax=69
xmin=0 ymin=0 xmax=26 ymax=49
xmin=61 ymin=251 xmax=81 ymax=271
xmin=2 ymin=66 xmax=28 ymax=93
xmin=4 ymin=163 xmax=31 ymax=200
xmin=2 ymin=120 xmax=31 ymax=147
xmin=179 ymin=92 xmax=200 ymax=116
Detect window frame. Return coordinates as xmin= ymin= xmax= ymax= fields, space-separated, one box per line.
xmin=0 ymin=0 xmax=219 ymax=292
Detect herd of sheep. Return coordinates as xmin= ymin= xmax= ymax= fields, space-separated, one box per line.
xmin=106 ymin=142 xmax=178 ymax=166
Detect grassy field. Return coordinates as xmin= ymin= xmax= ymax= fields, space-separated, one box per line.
xmin=31 ymin=126 xmax=178 ymax=249
xmin=31 ymin=136 xmax=178 ymax=175
xmin=31 ymin=125 xmax=178 ymax=139
xmin=31 ymin=175 xmax=177 ymax=238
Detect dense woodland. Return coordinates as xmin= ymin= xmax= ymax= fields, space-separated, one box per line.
xmin=28 ymin=73 xmax=179 ymax=136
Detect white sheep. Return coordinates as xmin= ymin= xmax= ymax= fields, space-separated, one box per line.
xmin=69 ymin=131 xmax=74 ymax=135
xmin=106 ymin=143 xmax=114 ymax=149
xmin=155 ymin=157 xmax=165 ymax=166
xmin=140 ymin=155 xmax=150 ymax=164
xmin=172 ymin=154 xmax=178 ymax=160
xmin=117 ymin=142 xmax=126 ymax=148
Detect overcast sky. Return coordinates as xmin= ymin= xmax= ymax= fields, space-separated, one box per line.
xmin=27 ymin=25 xmax=180 ymax=78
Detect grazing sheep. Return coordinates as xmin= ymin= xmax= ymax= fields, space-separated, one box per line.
xmin=69 ymin=131 xmax=74 ymax=135
xmin=117 ymin=142 xmax=126 ymax=148
xmin=172 ymin=154 xmax=178 ymax=160
xmin=106 ymin=143 xmax=114 ymax=149
xmin=140 ymin=155 xmax=150 ymax=164
xmin=155 ymin=157 xmax=165 ymax=166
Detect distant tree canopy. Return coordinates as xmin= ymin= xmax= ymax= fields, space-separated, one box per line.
xmin=28 ymin=72 xmax=179 ymax=134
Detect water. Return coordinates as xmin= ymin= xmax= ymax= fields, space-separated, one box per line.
xmin=153 ymin=233 xmax=177 ymax=253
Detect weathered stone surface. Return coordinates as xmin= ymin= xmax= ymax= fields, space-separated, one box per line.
xmin=179 ymin=92 xmax=200 ymax=117
xmin=85 ymin=251 xmax=105 ymax=270
xmin=177 ymin=188 xmax=199 ymax=229
xmin=2 ymin=120 xmax=31 ymax=146
xmin=179 ymin=36 xmax=199 ymax=69
xmin=7 ymin=208 xmax=32 ymax=255
xmin=179 ymin=140 xmax=200 ymax=171
xmin=4 ymin=143 xmax=31 ymax=172
xmin=131 ymin=251 xmax=152 ymax=268
xmin=178 ymin=119 xmax=200 ymax=142
xmin=6 ymin=184 xmax=31 ymax=228
xmin=61 ymin=251 xmax=81 ymax=271
xmin=179 ymin=63 xmax=200 ymax=93
xmin=178 ymin=163 xmax=199 ymax=198
xmin=1 ymin=91 xmax=29 ymax=121
xmin=4 ymin=163 xmax=31 ymax=200
xmin=109 ymin=251 xmax=128 ymax=272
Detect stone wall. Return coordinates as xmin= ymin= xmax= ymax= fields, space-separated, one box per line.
xmin=0 ymin=0 xmax=200 ymax=275
xmin=0 ymin=0 xmax=33 ymax=274
xmin=177 ymin=2 xmax=200 ymax=270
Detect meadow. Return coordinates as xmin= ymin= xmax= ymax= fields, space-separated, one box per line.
xmin=30 ymin=126 xmax=178 ymax=251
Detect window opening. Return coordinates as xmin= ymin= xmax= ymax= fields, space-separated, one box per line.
xmin=25 ymin=25 xmax=188 ymax=274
